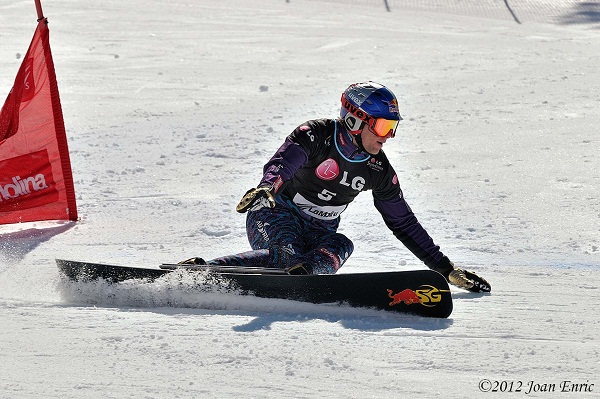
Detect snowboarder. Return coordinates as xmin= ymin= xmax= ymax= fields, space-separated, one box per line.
xmin=183 ymin=81 xmax=490 ymax=292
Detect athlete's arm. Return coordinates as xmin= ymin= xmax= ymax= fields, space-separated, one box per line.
xmin=258 ymin=120 xmax=328 ymax=193
xmin=374 ymin=195 xmax=454 ymax=274
xmin=259 ymin=137 xmax=308 ymax=193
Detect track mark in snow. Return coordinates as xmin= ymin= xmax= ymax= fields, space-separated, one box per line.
xmin=201 ymin=228 xmax=232 ymax=237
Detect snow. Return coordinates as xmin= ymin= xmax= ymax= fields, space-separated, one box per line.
xmin=1 ymin=0 xmax=600 ymax=397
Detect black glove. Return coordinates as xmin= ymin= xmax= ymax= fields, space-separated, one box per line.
xmin=448 ymin=268 xmax=491 ymax=293
xmin=431 ymin=256 xmax=491 ymax=293
xmin=236 ymin=186 xmax=275 ymax=213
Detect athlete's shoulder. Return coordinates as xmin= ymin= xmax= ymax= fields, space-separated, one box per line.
xmin=368 ymin=148 xmax=394 ymax=170
xmin=291 ymin=118 xmax=335 ymax=137
xmin=289 ymin=118 xmax=336 ymax=150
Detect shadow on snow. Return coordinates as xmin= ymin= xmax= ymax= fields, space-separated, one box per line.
xmin=0 ymin=222 xmax=76 ymax=263
xmin=557 ymin=2 xmax=600 ymax=26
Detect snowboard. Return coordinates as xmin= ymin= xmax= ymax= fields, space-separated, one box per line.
xmin=56 ymin=259 xmax=453 ymax=318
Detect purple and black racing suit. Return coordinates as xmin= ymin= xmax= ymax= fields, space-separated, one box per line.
xmin=208 ymin=118 xmax=454 ymax=275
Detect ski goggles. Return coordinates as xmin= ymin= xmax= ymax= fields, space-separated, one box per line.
xmin=341 ymin=95 xmax=399 ymax=138
xmin=369 ymin=117 xmax=399 ymax=138
xmin=343 ymin=110 xmax=399 ymax=138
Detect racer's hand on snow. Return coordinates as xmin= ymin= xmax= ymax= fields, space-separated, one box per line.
xmin=236 ymin=186 xmax=275 ymax=213
xmin=448 ymin=268 xmax=491 ymax=293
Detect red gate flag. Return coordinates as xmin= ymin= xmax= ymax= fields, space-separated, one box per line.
xmin=0 ymin=19 xmax=77 ymax=224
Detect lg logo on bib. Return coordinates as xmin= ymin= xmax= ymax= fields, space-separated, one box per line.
xmin=315 ymin=158 xmax=339 ymax=181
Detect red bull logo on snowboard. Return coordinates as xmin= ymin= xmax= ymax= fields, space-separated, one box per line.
xmin=387 ymin=285 xmax=450 ymax=308
xmin=387 ymin=288 xmax=421 ymax=305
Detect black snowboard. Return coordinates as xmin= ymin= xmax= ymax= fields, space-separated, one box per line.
xmin=56 ymin=259 xmax=453 ymax=318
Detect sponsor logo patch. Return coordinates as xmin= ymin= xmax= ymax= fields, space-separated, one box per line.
xmin=315 ymin=158 xmax=339 ymax=181
xmin=292 ymin=193 xmax=347 ymax=221
xmin=367 ymin=157 xmax=384 ymax=172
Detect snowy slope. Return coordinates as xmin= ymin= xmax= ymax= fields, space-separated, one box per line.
xmin=1 ymin=0 xmax=599 ymax=398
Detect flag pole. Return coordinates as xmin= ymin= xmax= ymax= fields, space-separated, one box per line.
xmin=34 ymin=0 xmax=45 ymax=21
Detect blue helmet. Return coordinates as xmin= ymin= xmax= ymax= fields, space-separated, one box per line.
xmin=340 ymin=81 xmax=402 ymax=137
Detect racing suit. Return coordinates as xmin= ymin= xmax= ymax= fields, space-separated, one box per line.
xmin=207 ymin=118 xmax=454 ymax=275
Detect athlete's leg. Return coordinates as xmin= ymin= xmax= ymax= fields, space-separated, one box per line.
xmin=204 ymin=248 xmax=270 ymax=267
xmin=206 ymin=205 xmax=353 ymax=272
xmin=298 ymin=228 xmax=354 ymax=274
xmin=246 ymin=204 xmax=307 ymax=267
xmin=207 ymin=204 xmax=305 ymax=268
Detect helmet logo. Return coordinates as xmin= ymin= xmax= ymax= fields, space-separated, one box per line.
xmin=342 ymin=96 xmax=374 ymax=126
xmin=347 ymin=92 xmax=363 ymax=106
xmin=389 ymin=99 xmax=399 ymax=114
